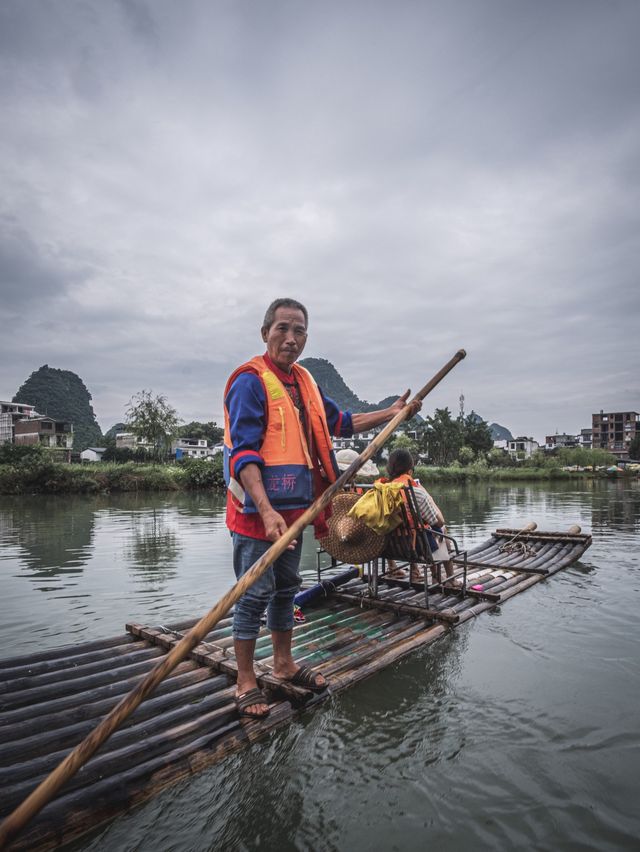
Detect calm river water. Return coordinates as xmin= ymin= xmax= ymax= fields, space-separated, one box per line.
xmin=1 ymin=480 xmax=639 ymax=851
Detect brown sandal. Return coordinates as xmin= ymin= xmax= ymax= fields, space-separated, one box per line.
xmin=284 ymin=665 xmax=327 ymax=693
xmin=235 ymin=688 xmax=270 ymax=718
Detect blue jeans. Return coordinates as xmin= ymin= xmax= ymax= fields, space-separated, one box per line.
xmin=231 ymin=532 xmax=303 ymax=640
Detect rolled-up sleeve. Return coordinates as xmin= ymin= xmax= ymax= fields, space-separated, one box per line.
xmin=225 ymin=373 xmax=266 ymax=479
xmin=320 ymin=389 xmax=353 ymax=437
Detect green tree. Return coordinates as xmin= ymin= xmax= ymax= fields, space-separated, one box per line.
xmin=457 ymin=445 xmax=475 ymax=466
xmin=460 ymin=413 xmax=493 ymax=457
xmin=0 ymin=443 xmax=46 ymax=465
xmin=534 ymin=447 xmax=614 ymax=470
xmin=522 ymin=449 xmax=549 ymax=468
xmin=179 ymin=421 xmax=223 ymax=445
xmin=487 ymin=447 xmax=512 ymax=467
xmin=389 ymin=432 xmax=419 ymax=461
xmin=628 ymin=434 xmax=640 ymax=460
xmin=421 ymin=407 xmax=462 ymax=465
xmin=590 ymin=448 xmax=617 ymax=468
xmin=125 ymin=390 xmax=181 ymax=462
xmin=557 ymin=447 xmax=591 ymax=468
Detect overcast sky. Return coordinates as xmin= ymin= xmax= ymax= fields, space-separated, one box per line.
xmin=1 ymin=0 xmax=639 ymax=443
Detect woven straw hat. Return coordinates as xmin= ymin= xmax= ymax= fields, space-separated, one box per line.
xmin=318 ymin=491 xmax=385 ymax=564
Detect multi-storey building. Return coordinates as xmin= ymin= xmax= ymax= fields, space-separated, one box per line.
xmin=545 ymin=433 xmax=579 ymax=451
xmin=592 ymin=410 xmax=639 ymax=459
xmin=14 ymin=416 xmax=73 ymax=451
xmin=0 ymin=400 xmax=38 ymax=443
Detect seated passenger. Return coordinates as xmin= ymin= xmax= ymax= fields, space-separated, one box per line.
xmin=335 ymin=448 xmax=379 ymax=488
xmin=381 ymin=449 xmax=454 ymax=582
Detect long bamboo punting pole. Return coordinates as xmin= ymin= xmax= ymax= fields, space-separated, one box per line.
xmin=0 ymin=349 xmax=465 ymax=849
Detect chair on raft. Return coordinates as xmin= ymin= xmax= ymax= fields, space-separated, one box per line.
xmin=380 ymin=481 xmax=468 ymax=607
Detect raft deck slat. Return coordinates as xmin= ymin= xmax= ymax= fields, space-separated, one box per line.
xmin=0 ymin=665 xmax=212 ymax=745
xmin=0 ymin=526 xmax=592 ymax=851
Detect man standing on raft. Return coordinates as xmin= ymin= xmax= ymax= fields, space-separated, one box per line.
xmin=224 ymin=298 xmax=421 ymax=718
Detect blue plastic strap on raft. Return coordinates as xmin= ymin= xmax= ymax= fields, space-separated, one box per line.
xmin=294 ymin=566 xmax=360 ymax=608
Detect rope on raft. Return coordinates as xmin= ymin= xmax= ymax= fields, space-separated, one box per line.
xmin=498 ymin=540 xmax=537 ymax=559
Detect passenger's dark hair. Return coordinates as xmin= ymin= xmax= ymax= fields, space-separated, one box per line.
xmin=262 ymin=298 xmax=308 ymax=333
xmin=387 ymin=448 xmax=414 ymax=479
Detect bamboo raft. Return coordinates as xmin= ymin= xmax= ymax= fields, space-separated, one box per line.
xmin=0 ymin=525 xmax=591 ymax=850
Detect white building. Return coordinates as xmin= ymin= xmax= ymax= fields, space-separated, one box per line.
xmin=173 ymin=437 xmax=213 ymax=459
xmin=80 ymin=447 xmax=107 ymax=463
xmin=332 ymin=430 xmax=378 ymax=451
xmin=507 ymin=437 xmax=539 ymax=459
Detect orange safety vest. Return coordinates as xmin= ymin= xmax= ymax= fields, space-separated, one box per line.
xmin=380 ymin=473 xmax=445 ymax=554
xmin=223 ymin=355 xmax=339 ymax=518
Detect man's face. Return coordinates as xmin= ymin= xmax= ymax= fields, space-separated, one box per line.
xmin=262 ymin=306 xmax=308 ymax=372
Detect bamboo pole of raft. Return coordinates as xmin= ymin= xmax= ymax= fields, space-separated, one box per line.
xmin=0 ymin=348 xmax=466 ymax=848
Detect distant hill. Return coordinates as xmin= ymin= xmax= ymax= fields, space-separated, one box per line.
xmin=105 ymin=422 xmax=127 ymax=440
xmin=299 ymin=357 xmax=422 ymax=422
xmin=301 ymin=360 xmax=513 ymax=436
xmin=13 ymin=365 xmax=103 ymax=451
xmin=299 ymin=358 xmax=374 ymax=412
xmin=489 ymin=422 xmax=513 ymax=441
xmin=463 ymin=410 xmax=512 ymax=441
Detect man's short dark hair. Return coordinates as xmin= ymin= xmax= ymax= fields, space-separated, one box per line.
xmin=262 ymin=298 xmax=308 ymax=333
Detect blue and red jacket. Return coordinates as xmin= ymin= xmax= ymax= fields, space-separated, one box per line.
xmin=224 ymin=353 xmax=353 ymax=539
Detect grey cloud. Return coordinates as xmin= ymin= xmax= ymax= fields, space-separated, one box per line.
xmin=0 ymin=0 xmax=638 ymax=442
xmin=116 ymin=0 xmax=158 ymax=42
xmin=0 ymin=219 xmax=82 ymax=314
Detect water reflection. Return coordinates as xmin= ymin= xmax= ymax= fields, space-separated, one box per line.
xmin=435 ymin=480 xmax=591 ymax=545
xmin=124 ymin=508 xmax=182 ymax=580
xmin=590 ymin=479 xmax=640 ymax=532
xmin=0 ymin=494 xmax=98 ymax=577
xmin=2 ymin=483 xmax=640 ymax=851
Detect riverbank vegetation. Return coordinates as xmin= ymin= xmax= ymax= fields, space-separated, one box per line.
xmin=0 ymin=445 xmax=225 ymax=495
xmin=0 ymin=442 xmax=632 ymax=496
xmin=414 ymin=464 xmax=570 ymax=482
xmin=409 ymin=447 xmax=620 ymax=483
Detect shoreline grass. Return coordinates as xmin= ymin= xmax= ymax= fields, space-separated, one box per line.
xmin=0 ymin=458 xmax=225 ymax=495
xmin=414 ymin=464 xmax=576 ymax=482
xmin=0 ymin=457 xmax=627 ymax=496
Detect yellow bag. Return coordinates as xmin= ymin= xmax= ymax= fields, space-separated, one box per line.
xmin=347 ymin=481 xmax=407 ymax=535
